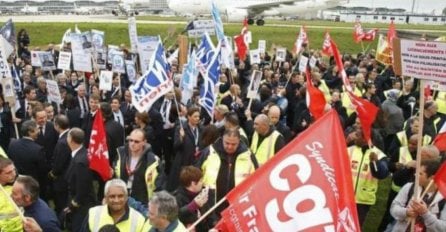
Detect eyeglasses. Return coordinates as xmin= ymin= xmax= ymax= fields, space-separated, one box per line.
xmin=128 ymin=139 xmax=142 ymax=144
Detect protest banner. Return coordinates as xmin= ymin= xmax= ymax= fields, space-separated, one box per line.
xmin=299 ymin=55 xmax=309 ymax=73
xmin=71 ymin=33 xmax=92 ymax=72
xmin=99 ymin=70 xmax=113 ymax=91
xmin=57 ymin=51 xmax=71 ymax=71
xmin=128 ymin=17 xmax=138 ymax=52
xmin=249 ymin=49 xmax=261 ymax=64
xmin=125 ymin=60 xmax=137 ymax=83
xmin=137 ymin=36 xmax=159 ymax=73
xmin=275 ymin=48 xmax=286 ymax=62
xmin=111 ymin=51 xmax=126 ymax=74
xmin=247 ymin=70 xmax=262 ymax=99
xmin=187 ymin=20 xmax=216 ymax=38
xmin=31 ymin=51 xmax=42 ymax=67
xmin=39 ymin=51 xmax=56 ymax=71
xmin=258 ymin=40 xmax=266 ymax=53
xmin=91 ymin=29 xmax=105 ymax=50
xmin=46 ymin=79 xmax=62 ymax=104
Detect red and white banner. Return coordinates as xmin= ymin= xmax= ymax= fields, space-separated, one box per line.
xmin=353 ymin=21 xmax=378 ymax=43
xmin=215 ymin=110 xmax=360 ymax=232
xmin=88 ymin=110 xmax=112 ymax=181
xmin=434 ymin=122 xmax=446 ymax=152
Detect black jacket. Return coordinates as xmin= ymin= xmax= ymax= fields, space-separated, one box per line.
xmin=50 ymin=130 xmax=72 ymax=191
xmin=35 ymin=121 xmax=59 ymax=166
xmin=105 ymin=119 xmax=124 ymax=165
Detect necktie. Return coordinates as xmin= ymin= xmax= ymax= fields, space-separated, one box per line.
xmin=39 ymin=126 xmax=44 ymax=136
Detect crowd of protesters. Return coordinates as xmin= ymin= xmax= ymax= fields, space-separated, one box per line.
xmin=0 ymin=27 xmax=446 ymax=232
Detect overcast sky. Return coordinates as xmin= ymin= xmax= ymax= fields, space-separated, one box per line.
xmin=344 ymin=0 xmax=446 ymax=14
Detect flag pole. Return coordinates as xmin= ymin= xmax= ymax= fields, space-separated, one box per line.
xmin=360 ymin=41 xmax=365 ymax=53
xmin=187 ymin=196 xmax=227 ymax=232
xmin=171 ymin=88 xmax=184 ymax=131
xmin=410 ymin=79 xmax=426 ymax=232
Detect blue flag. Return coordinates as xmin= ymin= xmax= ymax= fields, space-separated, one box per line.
xmin=211 ymin=2 xmax=225 ymax=41
xmin=180 ymin=49 xmax=198 ymax=105
xmin=0 ymin=19 xmax=16 ymax=46
xmin=199 ymin=42 xmax=221 ymax=118
xmin=196 ymin=33 xmax=216 ymax=78
xmin=130 ymin=38 xmax=173 ymax=112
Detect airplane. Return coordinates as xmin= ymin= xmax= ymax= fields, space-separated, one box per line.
xmin=73 ymin=2 xmax=96 ymax=15
xmin=20 ymin=3 xmax=39 ymax=14
xmin=167 ymin=0 xmax=349 ymax=25
xmin=112 ymin=0 xmax=154 ymax=16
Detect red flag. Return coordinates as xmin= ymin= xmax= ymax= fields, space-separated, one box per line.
xmin=87 ymin=110 xmax=112 ymax=181
xmin=434 ymin=122 xmax=446 ymax=152
xmin=387 ymin=20 xmax=397 ymax=49
xmin=234 ymin=34 xmax=248 ymax=61
xmin=425 ymin=84 xmax=432 ymax=99
xmin=331 ymin=39 xmax=378 ymax=142
xmin=434 ymin=161 xmax=446 ymax=198
xmin=215 ymin=110 xmax=360 ymax=231
xmin=322 ymin=31 xmax=333 ymax=56
xmin=353 ymin=20 xmax=378 ymax=42
xmin=292 ymin=25 xmax=309 ymax=54
xmin=306 ymin=68 xmax=327 ymax=120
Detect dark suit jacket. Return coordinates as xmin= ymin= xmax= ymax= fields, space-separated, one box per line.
xmin=51 ymin=130 xmax=72 ymax=191
xmin=105 ymin=119 xmax=124 ymax=165
xmin=66 ymin=107 xmax=82 ymax=128
xmin=81 ymin=111 xmax=96 ymax=147
xmin=65 ymin=147 xmax=96 ymax=207
xmin=120 ymin=102 xmax=136 ymax=136
xmin=8 ymin=138 xmax=47 ymax=186
xmin=35 ymin=121 xmax=59 ymax=165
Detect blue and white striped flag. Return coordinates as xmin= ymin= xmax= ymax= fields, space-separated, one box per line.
xmin=199 ymin=42 xmax=221 ymax=118
xmin=130 ymin=38 xmax=173 ymax=113
xmin=210 ymin=2 xmax=235 ymax=69
xmin=180 ymin=49 xmax=198 ymax=105
xmin=196 ymin=33 xmax=216 ymax=78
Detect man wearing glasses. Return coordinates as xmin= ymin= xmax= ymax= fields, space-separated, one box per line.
xmin=114 ymin=128 xmax=166 ymax=205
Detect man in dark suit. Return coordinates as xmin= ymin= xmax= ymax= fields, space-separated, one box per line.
xmin=8 ymin=120 xmax=47 ymax=198
xmin=65 ymin=128 xmax=96 ymax=232
xmin=33 ymin=105 xmax=58 ymax=171
xmin=120 ymin=90 xmax=136 ymax=136
xmin=16 ymin=86 xmax=37 ymax=124
xmin=100 ymin=102 xmax=124 ymax=166
xmin=48 ymin=115 xmax=71 ymax=215
xmin=75 ymin=84 xmax=89 ymax=125
xmin=81 ymin=93 xmax=100 ymax=147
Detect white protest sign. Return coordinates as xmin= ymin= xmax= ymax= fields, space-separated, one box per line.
xmin=137 ymin=36 xmax=159 ymax=73
xmin=99 ymin=70 xmax=113 ymax=91
xmin=128 ymin=17 xmax=138 ymax=52
xmin=0 ymin=77 xmax=15 ymax=107
xmin=0 ymin=37 xmax=11 ymax=78
xmin=125 ymin=60 xmax=137 ymax=83
xmin=91 ymin=29 xmax=105 ymax=50
xmin=46 ymin=79 xmax=62 ymax=104
xmin=58 ymin=51 xmax=71 ymax=71
xmin=250 ymin=49 xmax=261 ymax=64
xmin=39 ymin=51 xmax=56 ymax=71
xmin=245 ymin=31 xmax=252 ymax=44
xmin=299 ymin=56 xmax=309 ymax=73
xmin=31 ymin=51 xmax=42 ymax=67
xmin=0 ymin=36 xmax=13 ymax=58
xmin=258 ymin=40 xmax=266 ymax=53
xmin=399 ymin=39 xmax=446 ymax=81
xmin=95 ymin=48 xmax=107 ymax=70
xmin=187 ymin=20 xmax=216 ymax=38
xmin=112 ymin=51 xmax=126 ymax=74
xmin=275 ymin=48 xmax=286 ymax=62
xmin=309 ymin=56 xmax=317 ymax=68
xmin=247 ymin=70 xmax=263 ymax=99
xmin=71 ymin=33 xmax=92 ymax=72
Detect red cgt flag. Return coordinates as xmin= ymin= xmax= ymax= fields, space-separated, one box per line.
xmin=354 ymin=20 xmax=378 ymax=43
xmin=215 ymin=110 xmax=360 ymax=232
xmin=387 ymin=20 xmax=397 ymax=49
xmin=434 ymin=161 xmax=446 ymax=198
xmin=306 ymin=67 xmax=327 ymax=120
xmin=234 ymin=18 xmax=249 ymax=61
xmin=87 ymin=110 xmax=112 ymax=181
xmin=330 ymin=39 xmax=378 ymax=142
xmin=433 ymin=122 xmax=446 ymax=152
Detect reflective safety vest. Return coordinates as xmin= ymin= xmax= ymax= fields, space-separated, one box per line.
xmin=142 ymin=219 xmax=187 ymax=232
xmin=348 ymin=146 xmax=386 ymax=205
xmin=114 ymin=151 xmax=160 ymax=200
xmin=390 ymin=146 xmax=414 ymax=192
xmin=341 ymin=86 xmax=363 ymax=116
xmin=201 ymin=146 xmax=256 ymax=189
xmin=435 ymin=91 xmax=446 ymax=115
xmin=88 ymin=205 xmax=145 ymax=232
xmin=0 ymin=185 xmax=23 ymax=232
xmin=396 ymin=131 xmax=431 ymax=147
xmin=250 ymin=130 xmax=281 ymax=166
xmin=319 ymin=79 xmax=332 ymax=103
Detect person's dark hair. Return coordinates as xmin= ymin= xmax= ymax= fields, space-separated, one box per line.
xmin=179 ymin=166 xmax=203 ymax=187
xmin=23 ymin=86 xmax=35 ymax=96
xmin=21 ymin=120 xmax=37 ymax=137
xmin=135 ymin=111 xmax=150 ymax=125
xmin=111 ymin=96 xmax=121 ymax=103
xmin=54 ymin=115 xmax=70 ymax=130
xmin=68 ymin=127 xmax=84 ymax=145
xmin=16 ymin=175 xmax=40 ymax=203
xmin=31 ymin=105 xmax=45 ymax=119
xmin=100 ymin=102 xmax=113 ymax=120
xmin=187 ymin=106 xmax=200 ymax=117
xmin=201 ymin=124 xmax=220 ymax=147
xmin=224 ymin=112 xmax=240 ymax=126
xmin=98 ymin=224 xmax=120 ymax=232
xmin=223 ymin=128 xmax=241 ymax=138
xmin=90 ymin=93 xmax=100 ymax=101
xmin=64 ymin=94 xmax=77 ymax=110
xmin=0 ymin=157 xmax=13 ymax=173
xmin=422 ymin=159 xmax=441 ymax=178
